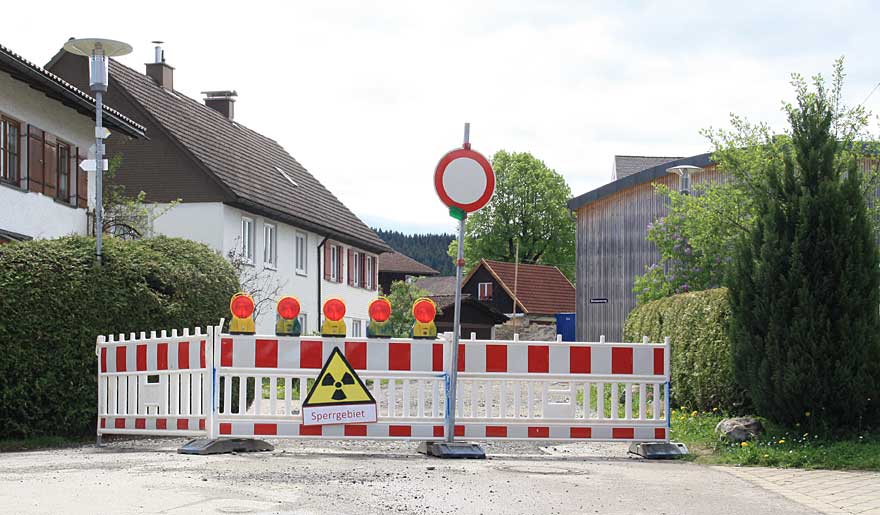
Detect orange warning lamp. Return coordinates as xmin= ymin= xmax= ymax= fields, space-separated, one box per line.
xmin=321 ymin=297 xmax=347 ymax=337
xmin=366 ymin=297 xmax=393 ymax=338
xmin=275 ymin=295 xmax=302 ymax=337
xmin=229 ymin=292 xmax=256 ymax=335
xmin=411 ymin=297 xmax=437 ymax=339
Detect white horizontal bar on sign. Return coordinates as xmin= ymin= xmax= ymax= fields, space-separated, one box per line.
xmin=455 ymin=372 xmax=666 ymax=382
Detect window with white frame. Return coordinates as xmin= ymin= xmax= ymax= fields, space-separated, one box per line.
xmin=264 ymin=223 xmax=276 ymax=268
xmin=350 ymin=318 xmax=362 ymax=337
xmin=365 ymin=255 xmax=373 ymax=289
xmin=353 ymin=251 xmax=361 ymax=287
xmin=298 ymin=313 xmax=308 ymax=334
xmin=241 ymin=217 xmax=255 ymax=264
xmin=330 ymin=245 xmax=339 ymax=282
xmin=295 ymin=232 xmax=307 ymax=275
xmin=478 ymin=282 xmax=493 ymax=300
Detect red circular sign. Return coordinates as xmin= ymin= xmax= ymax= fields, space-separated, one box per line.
xmin=412 ymin=298 xmax=437 ymax=324
xmin=434 ymin=148 xmax=495 ymax=213
xmin=277 ymin=296 xmax=301 ymax=320
xmin=230 ymin=294 xmax=255 ymax=319
xmin=369 ymin=298 xmax=392 ymax=323
xmin=323 ymin=298 xmax=346 ymax=322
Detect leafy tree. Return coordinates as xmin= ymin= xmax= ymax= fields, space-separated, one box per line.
xmin=448 ymin=150 xmax=575 ymax=279
xmin=635 ymin=58 xmax=879 ymax=303
xmin=729 ymin=67 xmax=880 ymax=431
xmin=385 ymin=280 xmax=432 ymax=337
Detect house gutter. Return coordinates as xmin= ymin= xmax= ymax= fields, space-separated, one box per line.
xmin=316 ymin=236 xmax=329 ymax=331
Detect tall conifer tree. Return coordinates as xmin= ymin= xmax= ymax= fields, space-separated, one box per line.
xmin=730 ymin=69 xmax=880 ymax=431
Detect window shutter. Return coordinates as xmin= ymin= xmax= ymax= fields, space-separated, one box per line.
xmin=323 ymin=242 xmax=331 ymax=280
xmin=347 ymin=248 xmax=353 ymax=285
xmin=372 ymin=256 xmax=378 ymax=291
xmin=76 ymin=148 xmax=87 ymax=208
xmin=337 ymin=246 xmax=343 ymax=282
xmin=360 ymin=254 xmax=366 ymax=289
xmin=43 ymin=133 xmax=57 ymax=198
xmin=27 ymin=126 xmax=43 ymax=193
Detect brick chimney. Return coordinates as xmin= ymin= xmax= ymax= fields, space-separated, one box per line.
xmin=145 ymin=41 xmax=174 ymax=90
xmin=202 ymin=90 xmax=237 ymax=120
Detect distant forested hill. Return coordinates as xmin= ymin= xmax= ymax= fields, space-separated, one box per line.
xmin=374 ymin=229 xmax=455 ymax=275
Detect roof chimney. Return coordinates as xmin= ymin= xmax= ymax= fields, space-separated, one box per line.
xmin=145 ymin=41 xmax=174 ymax=90
xmin=202 ymin=90 xmax=237 ymax=120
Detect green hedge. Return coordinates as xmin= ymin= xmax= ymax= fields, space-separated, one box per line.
xmin=624 ymin=288 xmax=748 ymax=412
xmin=0 ymin=236 xmax=238 ymax=439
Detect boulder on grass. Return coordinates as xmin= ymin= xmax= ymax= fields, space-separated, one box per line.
xmin=715 ymin=417 xmax=764 ymax=443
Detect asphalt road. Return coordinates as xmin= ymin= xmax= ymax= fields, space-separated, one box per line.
xmin=0 ymin=438 xmax=817 ymax=514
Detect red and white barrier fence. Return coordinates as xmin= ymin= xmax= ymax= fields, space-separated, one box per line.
xmin=97 ymin=327 xmax=671 ymax=443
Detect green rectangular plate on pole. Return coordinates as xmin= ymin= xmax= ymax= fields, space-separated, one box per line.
xmin=449 ymin=206 xmax=465 ymax=220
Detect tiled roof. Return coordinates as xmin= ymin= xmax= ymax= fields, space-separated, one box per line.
xmin=379 ymin=251 xmax=439 ymax=275
xmin=613 ymin=155 xmax=683 ymax=180
xmin=0 ymin=43 xmax=145 ymax=138
xmin=104 ymin=59 xmax=390 ymax=254
xmin=414 ymin=276 xmax=457 ymax=296
xmin=474 ymin=259 xmax=575 ymax=315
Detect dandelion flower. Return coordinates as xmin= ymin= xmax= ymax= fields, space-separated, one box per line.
xmin=691 ymin=411 xmax=698 ymax=417
xmin=805 ymin=411 xmax=811 ymax=417
xmin=778 ymin=439 xmax=785 ymax=444
xmin=741 ymin=442 xmax=749 ymax=447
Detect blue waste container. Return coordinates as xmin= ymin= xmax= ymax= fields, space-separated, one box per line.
xmin=555 ymin=313 xmax=576 ymax=342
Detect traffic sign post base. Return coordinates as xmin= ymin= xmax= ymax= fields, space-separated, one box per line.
xmin=177 ymin=438 xmax=274 ymax=455
xmin=417 ymin=441 xmax=486 ymax=459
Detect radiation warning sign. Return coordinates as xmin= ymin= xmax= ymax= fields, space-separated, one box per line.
xmin=301 ymin=347 xmax=377 ymax=426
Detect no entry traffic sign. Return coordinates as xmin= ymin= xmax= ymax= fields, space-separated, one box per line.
xmin=434 ymin=147 xmax=495 ymax=213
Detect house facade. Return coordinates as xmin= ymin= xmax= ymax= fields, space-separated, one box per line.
xmin=567 ymin=153 xmax=719 ymax=342
xmin=413 ymin=276 xmax=508 ymax=339
xmin=462 ymin=259 xmax=576 ymax=322
xmin=49 ymin=45 xmax=390 ymax=335
xmin=0 ymin=43 xmax=144 ymax=242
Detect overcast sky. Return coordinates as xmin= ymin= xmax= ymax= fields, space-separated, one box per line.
xmin=6 ymin=1 xmax=880 ymax=234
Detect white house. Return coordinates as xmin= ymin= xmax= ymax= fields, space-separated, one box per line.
xmin=49 ymin=45 xmax=391 ymax=335
xmin=0 ymin=43 xmax=144 ymax=242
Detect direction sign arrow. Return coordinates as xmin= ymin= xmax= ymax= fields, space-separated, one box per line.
xmin=95 ymin=127 xmax=111 ymax=139
xmin=79 ymin=159 xmax=108 ymax=172
xmin=87 ymin=143 xmax=106 ymax=159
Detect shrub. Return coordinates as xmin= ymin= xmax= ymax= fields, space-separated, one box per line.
xmin=0 ymin=236 xmax=238 ymax=439
xmin=624 ymin=288 xmax=747 ymax=412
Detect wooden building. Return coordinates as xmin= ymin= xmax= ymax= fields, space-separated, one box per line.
xmin=567 ymin=153 xmax=724 ymax=341
xmin=378 ymin=250 xmax=439 ymax=294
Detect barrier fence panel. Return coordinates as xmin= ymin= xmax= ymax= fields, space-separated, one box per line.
xmin=213 ymin=336 xmax=446 ymax=439
xmin=96 ymin=326 xmax=213 ymax=437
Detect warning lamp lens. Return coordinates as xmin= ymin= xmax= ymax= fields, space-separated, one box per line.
xmin=369 ymin=298 xmax=392 ymax=323
xmin=277 ymin=296 xmax=301 ymax=320
xmin=412 ymin=298 xmax=436 ymax=324
xmin=230 ymin=294 xmax=255 ymax=319
xmin=323 ymin=298 xmax=346 ymax=322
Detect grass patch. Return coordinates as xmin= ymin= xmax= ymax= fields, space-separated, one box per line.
xmin=0 ymin=436 xmax=90 ymax=452
xmin=671 ymin=409 xmax=880 ymax=471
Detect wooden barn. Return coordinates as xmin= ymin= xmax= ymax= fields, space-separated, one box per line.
xmin=567 ymin=153 xmax=724 ymax=341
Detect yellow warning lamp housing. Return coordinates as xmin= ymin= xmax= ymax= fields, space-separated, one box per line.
xmin=229 ymin=292 xmax=256 ymax=335
xmin=321 ymin=298 xmax=347 ymax=337
xmin=275 ymin=295 xmax=302 ymax=337
xmin=366 ymin=297 xmax=393 ymax=338
xmin=411 ymin=297 xmax=437 ymax=339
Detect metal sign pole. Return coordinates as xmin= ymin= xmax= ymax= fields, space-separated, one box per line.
xmin=446 ymin=212 xmax=466 ymax=443
xmin=94 ymin=89 xmax=104 ymax=265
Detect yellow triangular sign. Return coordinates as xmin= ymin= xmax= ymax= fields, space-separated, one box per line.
xmin=303 ymin=348 xmax=376 ymax=407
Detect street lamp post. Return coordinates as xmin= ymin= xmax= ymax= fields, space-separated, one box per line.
xmin=63 ymin=38 xmax=132 ymax=265
xmin=667 ymin=165 xmax=702 ymax=196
